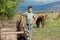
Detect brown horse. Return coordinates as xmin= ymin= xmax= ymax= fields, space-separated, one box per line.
xmin=16 ymin=16 xmax=26 ymax=40
xmin=36 ymin=15 xmax=45 ymax=28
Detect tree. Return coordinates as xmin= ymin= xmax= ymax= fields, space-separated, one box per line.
xmin=0 ymin=0 xmax=25 ymax=20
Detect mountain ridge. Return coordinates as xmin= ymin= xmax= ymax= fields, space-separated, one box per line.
xmin=16 ymin=1 xmax=60 ymax=12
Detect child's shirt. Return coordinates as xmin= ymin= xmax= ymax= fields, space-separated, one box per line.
xmin=23 ymin=12 xmax=35 ymax=24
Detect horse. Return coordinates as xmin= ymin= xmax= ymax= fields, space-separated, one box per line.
xmin=36 ymin=15 xmax=45 ymax=28
xmin=16 ymin=16 xmax=26 ymax=40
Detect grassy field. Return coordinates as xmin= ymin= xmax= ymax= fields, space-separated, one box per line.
xmin=13 ymin=13 xmax=60 ymax=40
xmin=32 ymin=19 xmax=60 ymax=40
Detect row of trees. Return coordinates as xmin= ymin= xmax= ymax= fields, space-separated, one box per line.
xmin=0 ymin=0 xmax=25 ymax=20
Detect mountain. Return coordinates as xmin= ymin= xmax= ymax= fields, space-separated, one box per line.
xmin=16 ymin=1 xmax=60 ymax=12
xmin=45 ymin=1 xmax=60 ymax=12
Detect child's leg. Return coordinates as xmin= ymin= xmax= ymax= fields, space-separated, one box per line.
xmin=30 ymin=24 xmax=33 ymax=40
xmin=26 ymin=24 xmax=33 ymax=40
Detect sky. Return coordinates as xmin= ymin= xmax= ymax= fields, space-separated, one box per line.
xmin=28 ymin=0 xmax=60 ymax=3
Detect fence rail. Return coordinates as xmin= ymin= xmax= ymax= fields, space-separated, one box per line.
xmin=0 ymin=31 xmax=24 ymax=35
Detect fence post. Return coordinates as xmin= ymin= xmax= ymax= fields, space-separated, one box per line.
xmin=0 ymin=27 xmax=1 ymax=40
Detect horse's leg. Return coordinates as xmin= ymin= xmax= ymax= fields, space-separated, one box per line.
xmin=36 ymin=22 xmax=40 ymax=28
xmin=41 ymin=21 xmax=44 ymax=28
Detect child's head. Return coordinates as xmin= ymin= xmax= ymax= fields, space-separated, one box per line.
xmin=28 ymin=6 xmax=32 ymax=13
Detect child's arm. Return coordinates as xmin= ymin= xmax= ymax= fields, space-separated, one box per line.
xmin=20 ymin=12 xmax=27 ymax=17
xmin=33 ymin=14 xmax=35 ymax=20
xmin=33 ymin=16 xmax=35 ymax=20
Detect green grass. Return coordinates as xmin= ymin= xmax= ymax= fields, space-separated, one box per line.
xmin=32 ymin=20 xmax=60 ymax=40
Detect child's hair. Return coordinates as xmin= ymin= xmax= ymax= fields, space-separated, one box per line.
xmin=28 ymin=6 xmax=32 ymax=9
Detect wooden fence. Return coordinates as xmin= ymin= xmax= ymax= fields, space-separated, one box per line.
xmin=0 ymin=21 xmax=30 ymax=40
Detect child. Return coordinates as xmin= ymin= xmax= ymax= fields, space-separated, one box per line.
xmin=22 ymin=6 xmax=35 ymax=40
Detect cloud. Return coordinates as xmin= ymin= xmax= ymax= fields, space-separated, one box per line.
xmin=33 ymin=0 xmax=50 ymax=2
xmin=30 ymin=0 xmax=60 ymax=2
